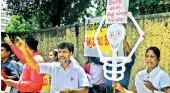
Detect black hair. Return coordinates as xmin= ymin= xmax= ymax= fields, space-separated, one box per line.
xmin=1 ymin=43 xmax=13 ymax=55
xmin=58 ymin=42 xmax=73 ymax=53
xmin=88 ymin=56 xmax=103 ymax=65
xmin=145 ymin=47 xmax=160 ymax=61
xmin=24 ymin=35 xmax=38 ymax=51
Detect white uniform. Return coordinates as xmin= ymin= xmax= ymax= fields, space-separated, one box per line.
xmin=135 ymin=66 xmax=169 ymax=93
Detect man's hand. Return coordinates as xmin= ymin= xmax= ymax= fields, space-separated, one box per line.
xmin=16 ymin=36 xmax=32 ymax=55
xmin=4 ymin=35 xmax=12 ymax=45
xmin=15 ymin=37 xmax=27 ymax=52
xmin=4 ymin=79 xmax=14 ymax=87
xmin=60 ymin=88 xmax=70 ymax=93
xmin=144 ymin=80 xmax=157 ymax=92
xmin=112 ymin=81 xmax=126 ymax=93
xmin=165 ymin=89 xmax=170 ymax=93
xmin=16 ymin=36 xmax=25 ymax=44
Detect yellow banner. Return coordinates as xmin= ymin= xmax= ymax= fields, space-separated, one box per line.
xmin=84 ymin=21 xmax=112 ymax=57
xmin=41 ymin=74 xmax=51 ymax=92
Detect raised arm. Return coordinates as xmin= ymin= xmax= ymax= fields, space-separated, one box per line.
xmin=4 ymin=36 xmax=26 ymax=63
xmin=16 ymin=37 xmax=40 ymax=70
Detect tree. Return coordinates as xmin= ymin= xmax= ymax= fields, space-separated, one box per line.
xmin=85 ymin=0 xmax=107 ymax=17
xmin=5 ymin=15 xmax=39 ymax=32
xmin=129 ymin=0 xmax=169 ymax=16
xmin=6 ymin=0 xmax=93 ymax=28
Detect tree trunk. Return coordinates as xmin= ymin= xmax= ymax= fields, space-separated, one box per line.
xmin=52 ymin=14 xmax=60 ymax=27
xmin=51 ymin=0 xmax=66 ymax=27
xmin=39 ymin=21 xmax=45 ymax=29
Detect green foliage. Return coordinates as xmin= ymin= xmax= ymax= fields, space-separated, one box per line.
xmin=5 ymin=15 xmax=38 ymax=32
xmin=129 ymin=0 xmax=168 ymax=16
xmin=6 ymin=0 xmax=93 ymax=28
xmin=85 ymin=0 xmax=107 ymax=18
xmin=6 ymin=0 xmax=169 ymax=31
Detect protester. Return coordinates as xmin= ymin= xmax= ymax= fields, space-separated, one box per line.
xmin=106 ymin=37 xmax=136 ymax=93
xmin=1 ymin=43 xmax=20 ymax=93
xmin=4 ymin=36 xmax=44 ymax=92
xmin=48 ymin=49 xmax=58 ymax=62
xmin=89 ymin=57 xmax=106 ymax=93
xmin=112 ymin=47 xmax=170 ymax=93
xmin=82 ymin=60 xmax=93 ymax=93
xmin=14 ymin=41 xmax=89 ymax=93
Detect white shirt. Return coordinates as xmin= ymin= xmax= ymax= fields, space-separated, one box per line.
xmin=39 ymin=62 xmax=89 ymax=93
xmin=70 ymin=55 xmax=80 ymax=65
xmin=135 ymin=66 xmax=169 ymax=93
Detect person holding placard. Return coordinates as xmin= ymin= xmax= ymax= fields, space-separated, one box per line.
xmin=106 ymin=37 xmax=136 ymax=93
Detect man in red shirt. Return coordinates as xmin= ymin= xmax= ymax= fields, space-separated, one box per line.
xmin=4 ymin=35 xmax=44 ymax=92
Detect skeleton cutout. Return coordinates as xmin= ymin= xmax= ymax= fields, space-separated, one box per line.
xmin=94 ymin=12 xmax=144 ymax=81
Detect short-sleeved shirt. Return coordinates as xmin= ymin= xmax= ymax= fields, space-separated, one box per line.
xmin=135 ymin=66 xmax=169 ymax=93
xmin=39 ymin=62 xmax=89 ymax=93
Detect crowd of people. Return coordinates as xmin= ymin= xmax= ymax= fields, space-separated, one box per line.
xmin=1 ymin=35 xmax=170 ymax=93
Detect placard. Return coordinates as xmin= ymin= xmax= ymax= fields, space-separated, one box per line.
xmin=105 ymin=0 xmax=129 ymax=24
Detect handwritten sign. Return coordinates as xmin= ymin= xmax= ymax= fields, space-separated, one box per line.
xmin=105 ymin=0 xmax=129 ymax=24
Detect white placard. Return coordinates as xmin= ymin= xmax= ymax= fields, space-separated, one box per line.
xmin=106 ymin=0 xmax=129 ymax=24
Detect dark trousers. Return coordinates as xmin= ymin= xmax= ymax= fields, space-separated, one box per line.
xmin=89 ymin=85 xmax=106 ymax=93
xmin=89 ymin=87 xmax=94 ymax=93
xmin=106 ymin=85 xmax=128 ymax=93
